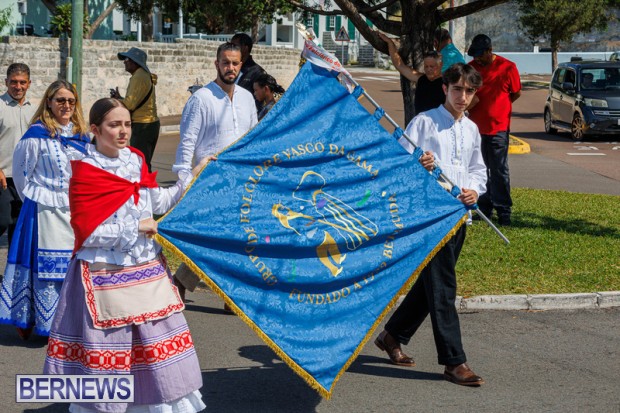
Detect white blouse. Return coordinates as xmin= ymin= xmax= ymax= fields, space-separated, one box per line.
xmin=399 ymin=105 xmax=487 ymax=198
xmin=76 ymin=145 xmax=193 ymax=266
xmin=12 ymin=122 xmax=86 ymax=208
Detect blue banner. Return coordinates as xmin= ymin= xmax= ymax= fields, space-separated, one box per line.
xmin=157 ymin=62 xmax=467 ymax=397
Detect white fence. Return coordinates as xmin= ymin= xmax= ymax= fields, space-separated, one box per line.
xmin=470 ymin=52 xmax=616 ymax=75
xmin=155 ymin=33 xmax=234 ymax=43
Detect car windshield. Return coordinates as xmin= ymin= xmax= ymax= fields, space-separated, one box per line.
xmin=580 ymin=67 xmax=620 ymax=90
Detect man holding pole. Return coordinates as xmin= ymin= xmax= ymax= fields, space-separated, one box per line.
xmin=375 ymin=63 xmax=487 ymax=386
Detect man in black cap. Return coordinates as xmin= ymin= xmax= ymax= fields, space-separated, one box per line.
xmin=466 ymin=34 xmax=521 ymax=226
xmin=111 ymin=47 xmax=160 ymax=172
xmin=230 ymin=33 xmax=266 ymax=111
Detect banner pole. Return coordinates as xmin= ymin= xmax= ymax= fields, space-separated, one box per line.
xmin=341 ymin=71 xmax=510 ymax=244
xmin=297 ymin=26 xmax=509 ymax=244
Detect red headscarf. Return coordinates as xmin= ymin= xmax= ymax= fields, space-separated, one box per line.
xmin=70 ymin=147 xmax=158 ymax=254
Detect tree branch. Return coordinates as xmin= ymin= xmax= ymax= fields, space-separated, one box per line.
xmin=359 ymin=0 xmax=398 ymax=13
xmin=333 ymin=0 xmax=399 ymax=54
xmin=437 ymin=0 xmax=510 ymax=23
xmin=287 ymin=0 xmax=344 ymax=15
xmin=87 ymin=1 xmax=118 ymax=39
xmin=427 ymin=0 xmax=448 ymax=9
xmin=41 ymin=0 xmax=56 ymax=14
xmin=346 ymin=0 xmax=401 ymax=34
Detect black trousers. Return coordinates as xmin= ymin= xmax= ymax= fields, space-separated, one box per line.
xmin=385 ymin=226 xmax=467 ymax=366
xmin=0 ymin=178 xmax=22 ymax=244
xmin=478 ymin=131 xmax=512 ymax=218
xmin=131 ymin=120 xmax=160 ymax=173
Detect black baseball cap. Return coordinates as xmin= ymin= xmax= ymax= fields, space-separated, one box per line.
xmin=467 ymin=34 xmax=492 ymax=57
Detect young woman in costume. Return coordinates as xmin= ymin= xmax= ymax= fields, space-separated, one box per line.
xmin=43 ymin=98 xmax=206 ymax=412
xmin=0 ymin=80 xmax=90 ymax=339
xmin=253 ymin=73 xmax=285 ymax=121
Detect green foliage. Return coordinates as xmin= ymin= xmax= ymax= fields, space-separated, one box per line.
xmin=49 ymin=3 xmax=90 ymax=37
xmin=517 ymin=0 xmax=611 ymax=50
xmin=457 ymin=188 xmax=620 ymax=296
xmin=157 ymin=0 xmax=296 ymax=34
xmin=0 ymin=6 xmax=11 ymax=33
xmin=115 ymin=0 xmax=156 ymax=22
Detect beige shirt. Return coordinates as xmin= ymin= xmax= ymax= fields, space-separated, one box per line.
xmin=0 ymin=92 xmax=36 ymax=177
xmin=120 ymin=68 xmax=159 ymax=124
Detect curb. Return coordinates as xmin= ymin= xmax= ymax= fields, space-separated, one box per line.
xmin=196 ymin=280 xmax=620 ymax=312
xmin=509 ymin=135 xmax=530 ymax=154
xmin=457 ymin=292 xmax=620 ymax=311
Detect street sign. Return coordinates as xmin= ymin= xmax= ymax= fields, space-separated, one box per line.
xmin=336 ymin=26 xmax=349 ymax=42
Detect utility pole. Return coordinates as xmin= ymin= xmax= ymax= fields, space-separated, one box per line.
xmin=71 ymin=0 xmax=84 ymax=98
xmin=179 ymin=0 xmax=184 ymax=39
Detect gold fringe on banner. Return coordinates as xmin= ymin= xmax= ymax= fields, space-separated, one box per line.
xmin=154 ymin=213 xmax=468 ymax=398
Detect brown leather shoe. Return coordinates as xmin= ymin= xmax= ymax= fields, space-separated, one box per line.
xmin=374 ymin=330 xmax=415 ymax=367
xmin=444 ymin=363 xmax=485 ymax=386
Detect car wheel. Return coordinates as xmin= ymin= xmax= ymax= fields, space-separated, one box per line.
xmin=544 ymin=109 xmax=557 ymax=134
xmin=571 ymin=113 xmax=585 ymax=141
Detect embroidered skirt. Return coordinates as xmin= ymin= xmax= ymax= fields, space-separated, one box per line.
xmin=0 ymin=198 xmax=73 ymax=335
xmin=44 ymin=257 xmax=204 ymax=413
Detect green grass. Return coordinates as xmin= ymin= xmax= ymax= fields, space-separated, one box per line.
xmin=457 ymin=188 xmax=620 ymax=296
xmin=163 ymin=188 xmax=620 ymax=297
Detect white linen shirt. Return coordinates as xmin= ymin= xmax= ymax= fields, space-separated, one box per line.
xmin=12 ymin=122 xmax=86 ymax=207
xmin=399 ymin=105 xmax=487 ymax=197
xmin=76 ymin=145 xmax=193 ymax=266
xmin=173 ymin=81 xmax=257 ymax=172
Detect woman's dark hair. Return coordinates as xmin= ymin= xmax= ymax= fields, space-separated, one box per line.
xmin=254 ymin=73 xmax=285 ymax=95
xmin=442 ymin=63 xmax=483 ymax=89
xmin=89 ymin=98 xmax=128 ymax=126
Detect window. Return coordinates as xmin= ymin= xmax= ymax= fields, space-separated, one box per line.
xmin=327 ymin=16 xmax=335 ymax=30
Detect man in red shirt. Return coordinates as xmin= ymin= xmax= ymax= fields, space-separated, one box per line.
xmin=467 ymin=34 xmax=521 ymax=226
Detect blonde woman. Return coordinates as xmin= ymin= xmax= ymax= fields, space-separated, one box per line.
xmin=0 ymin=80 xmax=90 ymax=340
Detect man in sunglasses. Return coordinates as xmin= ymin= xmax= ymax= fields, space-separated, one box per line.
xmin=0 ymin=63 xmax=36 ymax=244
xmin=111 ymin=47 xmax=159 ymax=172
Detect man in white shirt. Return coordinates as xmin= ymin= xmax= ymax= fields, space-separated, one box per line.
xmin=0 ymin=63 xmax=35 ymax=244
xmin=172 ymin=42 xmax=258 ymax=304
xmin=375 ymin=63 xmax=487 ymax=387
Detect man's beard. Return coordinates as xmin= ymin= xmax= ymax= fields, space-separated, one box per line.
xmin=218 ymin=68 xmax=238 ymax=85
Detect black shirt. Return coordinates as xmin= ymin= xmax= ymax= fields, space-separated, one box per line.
xmin=414 ymin=75 xmax=445 ymax=114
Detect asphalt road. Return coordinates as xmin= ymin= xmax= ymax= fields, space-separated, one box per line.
xmin=1 ymin=67 xmax=619 ymax=412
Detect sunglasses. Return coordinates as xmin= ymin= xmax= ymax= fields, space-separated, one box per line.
xmin=52 ymin=97 xmax=76 ymax=106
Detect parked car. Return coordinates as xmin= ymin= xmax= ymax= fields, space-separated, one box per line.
xmin=544 ymin=60 xmax=620 ymax=140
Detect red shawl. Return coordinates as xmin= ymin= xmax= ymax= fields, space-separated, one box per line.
xmin=70 ymin=147 xmax=158 ymax=254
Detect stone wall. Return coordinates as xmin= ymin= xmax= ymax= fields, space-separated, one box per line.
xmin=464 ymin=0 xmax=620 ymax=53
xmin=0 ymin=36 xmax=302 ymax=116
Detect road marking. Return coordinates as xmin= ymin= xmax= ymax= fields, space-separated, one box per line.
xmin=566 ymin=153 xmax=605 ymax=156
xmin=574 ymin=146 xmax=599 ymax=150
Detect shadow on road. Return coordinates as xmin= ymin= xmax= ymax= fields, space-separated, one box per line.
xmin=201 ymin=344 xmax=321 ymax=412
xmin=348 ymin=354 xmax=444 ymax=382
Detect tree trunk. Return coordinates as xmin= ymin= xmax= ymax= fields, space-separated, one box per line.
xmin=142 ymin=9 xmax=154 ymax=41
xmin=400 ymin=2 xmax=438 ymax=125
xmin=251 ymin=17 xmax=259 ymax=44
xmin=551 ymin=39 xmax=559 ymax=72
